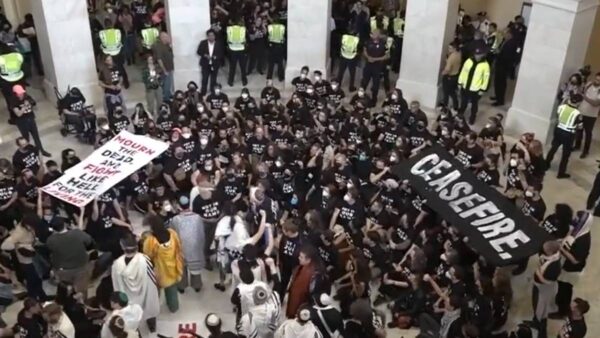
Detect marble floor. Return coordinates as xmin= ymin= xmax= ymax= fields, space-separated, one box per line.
xmin=0 ymin=67 xmax=598 ymax=338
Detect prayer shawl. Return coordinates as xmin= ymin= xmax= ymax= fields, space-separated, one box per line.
xmin=239 ymin=286 xmax=282 ymax=338
xmin=170 ymin=211 xmax=206 ymax=272
xmin=100 ymin=304 xmax=143 ymax=338
xmin=274 ymin=320 xmax=323 ymax=338
xmin=112 ymin=253 xmax=160 ymax=321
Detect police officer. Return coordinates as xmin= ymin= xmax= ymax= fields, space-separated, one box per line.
xmin=337 ymin=28 xmax=360 ymax=92
xmin=140 ymin=21 xmax=159 ymax=54
xmin=226 ymin=17 xmax=248 ymax=87
xmin=267 ymin=17 xmax=286 ymax=82
xmin=390 ymin=10 xmax=404 ymax=73
xmin=99 ymin=20 xmax=129 ymax=88
xmin=381 ymin=34 xmax=395 ymax=93
xmin=370 ymin=7 xmax=390 ymax=35
xmin=457 ymin=47 xmax=490 ymax=125
xmin=361 ymin=29 xmax=387 ymax=106
xmin=545 ymin=94 xmax=584 ymax=179
xmin=0 ymin=47 xmax=24 ymax=123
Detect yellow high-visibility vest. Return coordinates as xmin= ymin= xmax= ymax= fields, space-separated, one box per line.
xmin=557 ymin=104 xmax=581 ymax=133
xmin=99 ymin=28 xmax=122 ymax=56
xmin=141 ymin=27 xmax=159 ymax=49
xmin=370 ymin=16 xmax=389 ymax=32
xmin=0 ymin=52 xmax=23 ymax=82
xmin=227 ymin=25 xmax=246 ymax=51
xmin=268 ymin=24 xmax=285 ymax=44
xmin=340 ymin=34 xmax=359 ymax=59
xmin=393 ymin=18 xmax=404 ymax=37
xmin=458 ymin=58 xmax=490 ymax=92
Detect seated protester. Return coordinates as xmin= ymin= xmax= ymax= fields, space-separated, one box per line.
xmin=260 ymin=79 xmax=281 ymax=106
xmin=184 ymin=82 xmax=202 ymax=119
xmin=12 ymin=137 xmax=41 ymax=176
xmin=558 ymin=298 xmax=589 ymax=338
xmin=16 ymin=168 xmax=38 ymax=211
xmin=521 ymin=183 xmax=546 ymax=223
xmin=42 ymin=160 xmax=61 ymax=186
xmin=476 ymin=154 xmax=500 ymax=188
xmin=407 ymin=120 xmax=433 ymax=155
xmin=361 ymin=231 xmax=389 ymax=272
xmin=130 ymin=103 xmax=150 ymax=135
xmin=122 ymin=170 xmax=150 ymax=212
xmin=55 ymin=282 xmax=103 ymax=338
xmin=382 ymin=89 xmax=409 ymax=122
xmin=217 ymin=167 xmax=244 ymax=209
xmin=436 ymin=123 xmax=456 ymax=152
xmin=291 ymin=66 xmax=312 ymax=94
xmin=344 ymin=298 xmax=386 ymax=338
xmin=109 ymin=106 xmax=131 ymax=135
xmin=156 ymin=104 xmax=174 ymax=135
xmin=206 ymin=84 xmax=229 ymax=111
xmin=312 ymin=70 xmax=330 ymax=97
xmin=16 ymin=298 xmax=47 ymax=338
xmin=478 ymin=116 xmax=503 ymax=155
xmin=61 ymin=149 xmax=81 ymax=172
xmin=431 ymin=105 xmax=453 ymax=134
xmin=454 ymin=131 xmax=485 ymax=171
xmin=303 ymin=85 xmax=320 ymax=110
xmin=58 ymin=87 xmax=95 ymax=137
xmin=335 ymin=252 xmax=371 ymax=318
xmin=247 ymin=126 xmax=269 ymax=160
xmin=329 ymin=188 xmax=365 ymax=235
xmin=403 ymin=101 xmax=428 ymax=130
xmin=95 ymin=117 xmax=115 ymax=149
xmin=42 ymin=302 xmax=75 ymax=338
xmin=504 ymin=152 xmax=528 ymax=203
xmin=417 ymin=280 xmax=464 ymax=338
xmin=163 ymin=145 xmax=194 ymax=194
xmin=467 ymin=276 xmax=494 ymax=336
xmin=452 ymin=114 xmax=471 ymax=143
xmin=560 ymin=210 xmax=591 ymax=273
xmin=89 ymin=197 xmax=133 ymax=258
xmin=326 ymin=79 xmax=345 ymax=108
xmin=234 ymin=88 xmax=257 ymax=114
xmin=349 ymin=87 xmax=371 ymax=109
xmin=171 ymin=90 xmax=189 ymax=117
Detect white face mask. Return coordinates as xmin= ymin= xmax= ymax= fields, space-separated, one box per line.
xmin=343 ymin=194 xmax=352 ymax=202
xmin=275 ymin=160 xmax=283 ymax=168
xmin=198 ymin=106 xmax=205 ymax=112
xmin=101 ymin=125 xmax=110 ymax=131
xmin=390 ymin=155 xmax=397 ymax=162
xmin=509 ymin=159 xmax=518 ymax=167
xmin=163 ymin=204 xmax=172 ymax=212
xmin=391 ymin=94 xmax=398 ymax=100
xmin=315 ymin=76 xmax=321 ymax=81
xmin=182 ymin=132 xmax=192 ymax=139
xmin=485 ymin=123 xmax=492 ymax=129
xmin=222 ymin=107 xmax=229 ymax=112
xmin=242 ymin=93 xmax=249 ymax=99
xmin=358 ymin=91 xmax=365 ymax=97
xmin=307 ymin=89 xmax=314 ymax=94
xmin=322 ymin=189 xmax=330 ymax=198
xmin=445 ymin=270 xmax=453 ymax=280
xmin=200 ymin=138 xmax=208 ymax=145
xmin=441 ymin=130 xmax=449 ymax=136
xmin=525 ymin=190 xmax=534 ymax=198
xmin=300 ymin=73 xmax=307 ymax=79
xmin=215 ymin=89 xmax=221 ymax=94
xmin=331 ymin=84 xmax=338 ymax=90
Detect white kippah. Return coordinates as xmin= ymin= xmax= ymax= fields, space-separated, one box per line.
xmin=206 ymin=313 xmax=221 ymax=327
xmin=319 ymin=293 xmax=332 ymax=306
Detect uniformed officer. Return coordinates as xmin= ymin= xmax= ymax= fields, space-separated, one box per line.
xmin=361 ymin=29 xmax=387 ymax=106
xmin=370 ymin=7 xmax=390 ymax=35
xmin=0 ymin=47 xmax=24 ymax=123
xmin=457 ymin=47 xmax=490 ymax=124
xmin=267 ymin=17 xmax=286 ymax=82
xmin=99 ymin=20 xmax=129 ymax=88
xmin=337 ymin=28 xmax=360 ymax=92
xmin=140 ymin=21 xmax=159 ymax=54
xmin=546 ymin=94 xmax=584 ymax=179
xmin=390 ymin=10 xmax=404 ymax=73
xmin=381 ymin=34 xmax=395 ymax=93
xmin=226 ymin=17 xmax=248 ymax=87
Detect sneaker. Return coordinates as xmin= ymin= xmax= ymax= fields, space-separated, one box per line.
xmin=177 ymin=288 xmax=185 ymax=294
xmin=491 ymin=101 xmax=504 ymax=107
xmin=557 ymin=173 xmax=571 ymax=179
xmin=214 ymin=283 xmax=226 ymax=292
xmin=580 ymin=152 xmax=588 ymax=159
xmin=41 ymin=150 xmax=52 ymax=157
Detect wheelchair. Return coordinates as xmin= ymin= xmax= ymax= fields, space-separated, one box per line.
xmin=55 ymin=87 xmax=97 ymax=145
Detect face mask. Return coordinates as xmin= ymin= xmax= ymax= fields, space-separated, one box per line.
xmin=331 ymin=84 xmax=338 ymax=90
xmin=198 ymin=105 xmax=205 ymax=112
xmin=343 ymin=194 xmax=352 ymax=203
xmin=182 ymin=132 xmax=192 ymax=139
xmin=300 ymin=73 xmax=307 ymax=79
xmin=163 ymin=204 xmax=172 ymax=212
xmin=441 ymin=129 xmax=449 ymax=136
xmin=205 ymin=165 xmax=213 ymax=171
xmin=215 ymin=89 xmax=221 ymax=95
xmin=391 ymin=94 xmax=398 ymax=100
xmin=358 ymin=91 xmax=364 ymax=97
xmin=359 ymin=153 xmax=367 ymax=161
xmin=525 ymin=190 xmax=534 ymax=198
xmin=275 ymin=160 xmax=283 ymax=168
xmin=222 ymin=107 xmax=229 ymax=113
xmin=509 ymin=159 xmax=518 ymax=167
xmin=242 ymin=93 xmax=249 ymax=99
xmin=390 ymin=155 xmax=398 ymax=162
xmin=307 ymin=89 xmax=315 ymax=95
xmin=106 ymin=8 xmax=113 ymax=13
xmin=291 ymin=195 xmax=299 ymax=206
xmin=485 ymin=123 xmax=493 ymax=129
xmin=161 ymin=109 xmax=168 ymax=115
xmin=445 ymin=270 xmax=453 ymax=280
xmin=322 ymin=189 xmax=330 ymax=198
xmin=101 ymin=125 xmax=110 ymax=131
xmin=200 ymin=138 xmax=208 ymax=145
xmin=315 ymin=76 xmax=321 ymax=81
xmin=43 ymin=215 xmax=53 ymax=222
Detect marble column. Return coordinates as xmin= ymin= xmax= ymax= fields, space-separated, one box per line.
xmin=395 ymin=0 xmax=459 ymax=110
xmin=31 ymin=0 xmax=101 ymax=104
xmin=505 ymin=0 xmax=599 ymax=142
xmin=164 ymin=0 xmax=211 ymax=91
xmin=285 ymin=0 xmax=332 ymax=85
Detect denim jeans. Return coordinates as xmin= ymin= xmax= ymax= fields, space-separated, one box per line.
xmin=162 ymin=71 xmax=174 ymax=100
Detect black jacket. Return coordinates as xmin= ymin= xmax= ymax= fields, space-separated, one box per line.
xmin=197 ymin=39 xmax=225 ymax=68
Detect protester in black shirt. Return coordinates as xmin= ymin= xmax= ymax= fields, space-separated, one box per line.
xmin=16 ymin=169 xmax=38 ymax=211
xmin=558 ymin=298 xmax=589 ymax=338
xmin=10 ymin=86 xmax=50 ymax=157
xmin=541 ymin=203 xmax=572 ymax=239
xmin=95 ymin=117 xmax=115 ymax=149
xmin=61 ymin=148 xmax=81 ymax=172
xmin=206 ymin=84 xmax=229 ymax=110
xmin=476 ymin=154 xmax=500 ymax=187
xmin=522 ymin=183 xmax=546 ymax=223
xmin=12 ymin=137 xmax=41 ymax=175
xmin=278 ymin=219 xmax=304 ymax=297
xmin=260 ymin=79 xmax=281 ymax=105
xmin=291 ymin=66 xmax=312 ymax=94
xmin=15 ymin=298 xmax=46 ymax=338
xmin=455 ymin=132 xmax=485 ymax=170
xmin=109 ymin=106 xmax=130 ymax=134
xmin=163 ymin=146 xmax=193 ymax=193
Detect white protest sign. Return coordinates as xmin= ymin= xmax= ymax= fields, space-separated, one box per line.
xmin=42 ymin=131 xmax=168 ymax=207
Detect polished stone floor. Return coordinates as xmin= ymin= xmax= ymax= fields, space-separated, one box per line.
xmin=0 ymin=67 xmax=598 ymax=338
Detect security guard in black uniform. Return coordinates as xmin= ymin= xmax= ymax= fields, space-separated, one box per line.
xmin=361 ymin=29 xmax=387 ymax=106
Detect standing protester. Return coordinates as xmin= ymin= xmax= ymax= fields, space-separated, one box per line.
xmin=10 ymin=85 xmax=50 ymax=157
xmin=492 ymin=30 xmax=519 ymax=107
xmin=574 ymin=72 xmax=600 ymax=158
xmin=545 ymin=94 xmax=583 ymax=179
xmin=98 ymin=54 xmax=123 ymax=117
xmin=153 ymin=32 xmax=175 ymax=101
xmin=361 ymin=29 xmax=387 ymax=106
xmin=558 ymin=298 xmax=589 ymax=338
xmin=197 ymin=29 xmax=224 ymax=96
xmin=529 ymin=241 xmax=562 ymax=338
xmin=111 ymin=234 xmax=160 ymax=333
xmin=266 ymin=17 xmax=286 ymax=82
xmin=458 ymin=47 xmax=490 ymax=124
xmin=226 ymin=17 xmax=249 ymax=87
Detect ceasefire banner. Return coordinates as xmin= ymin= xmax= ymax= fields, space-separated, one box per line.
xmin=42 ymin=131 xmax=168 ymax=207
xmin=393 ymin=146 xmax=551 ymax=266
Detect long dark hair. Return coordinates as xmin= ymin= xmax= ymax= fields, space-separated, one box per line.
xmin=147 ymin=214 xmax=170 ymax=244
xmin=222 ymin=202 xmax=237 ymax=231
